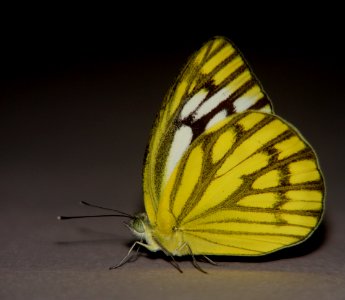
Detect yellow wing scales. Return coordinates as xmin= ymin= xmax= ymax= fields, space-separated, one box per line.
xmin=154 ymin=112 xmax=324 ymax=256
xmin=143 ymin=37 xmax=273 ymax=224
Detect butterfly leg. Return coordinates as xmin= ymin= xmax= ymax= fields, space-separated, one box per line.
xmin=202 ymin=255 xmax=218 ymax=266
xmin=185 ymin=244 xmax=207 ymax=274
xmin=167 ymin=255 xmax=183 ymax=273
xmin=109 ymin=240 xmax=147 ymax=270
xmin=155 ymin=240 xmax=183 ymax=273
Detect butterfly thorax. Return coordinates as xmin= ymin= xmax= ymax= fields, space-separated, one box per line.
xmin=128 ymin=212 xmax=187 ymax=256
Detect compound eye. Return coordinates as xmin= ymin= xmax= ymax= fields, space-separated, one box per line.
xmin=133 ymin=219 xmax=145 ymax=233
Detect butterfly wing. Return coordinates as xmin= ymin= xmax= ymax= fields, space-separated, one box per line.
xmin=155 ymin=111 xmax=324 ymax=255
xmin=144 ymin=37 xmax=273 ymax=224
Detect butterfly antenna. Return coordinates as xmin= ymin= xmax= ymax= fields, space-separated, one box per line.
xmin=57 ymin=214 xmax=132 ymax=220
xmin=57 ymin=201 xmax=135 ymax=220
xmin=80 ymin=201 xmax=134 ymax=218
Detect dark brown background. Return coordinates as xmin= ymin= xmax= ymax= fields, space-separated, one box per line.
xmin=1 ymin=7 xmax=344 ymax=299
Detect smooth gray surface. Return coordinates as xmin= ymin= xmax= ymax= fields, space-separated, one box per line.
xmin=1 ymin=24 xmax=345 ymax=299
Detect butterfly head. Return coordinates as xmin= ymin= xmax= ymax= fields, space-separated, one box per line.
xmin=126 ymin=212 xmax=150 ymax=240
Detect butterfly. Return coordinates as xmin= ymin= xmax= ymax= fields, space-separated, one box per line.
xmin=59 ymin=37 xmax=325 ymax=272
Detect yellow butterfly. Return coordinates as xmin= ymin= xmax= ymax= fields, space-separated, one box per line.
xmin=60 ymin=37 xmax=325 ymax=272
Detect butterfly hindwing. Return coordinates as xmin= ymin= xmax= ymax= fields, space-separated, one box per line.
xmin=155 ymin=111 xmax=324 ymax=255
xmin=144 ymin=37 xmax=273 ymax=224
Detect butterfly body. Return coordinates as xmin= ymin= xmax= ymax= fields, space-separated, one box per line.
xmin=127 ymin=37 xmax=324 ymax=261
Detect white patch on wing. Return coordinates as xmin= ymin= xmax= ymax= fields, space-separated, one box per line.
xmin=180 ymin=90 xmax=207 ymax=120
xmin=205 ymin=110 xmax=227 ymax=130
xmin=165 ymin=125 xmax=193 ymax=184
xmin=233 ymin=94 xmax=257 ymax=112
xmin=193 ymin=87 xmax=231 ymax=120
xmin=259 ymin=104 xmax=272 ymax=113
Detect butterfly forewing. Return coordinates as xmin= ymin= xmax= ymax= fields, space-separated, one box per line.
xmin=156 ymin=112 xmax=324 ymax=255
xmin=144 ymin=37 xmax=273 ymax=223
